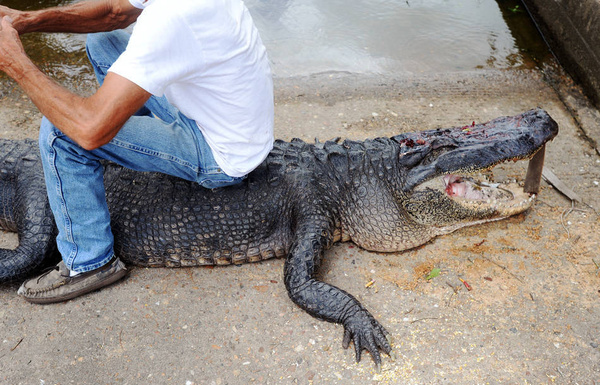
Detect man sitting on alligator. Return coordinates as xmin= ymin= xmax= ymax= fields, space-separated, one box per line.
xmin=0 ymin=0 xmax=559 ymax=370
xmin=0 ymin=0 xmax=274 ymax=302
xmin=0 ymin=107 xmax=558 ymax=367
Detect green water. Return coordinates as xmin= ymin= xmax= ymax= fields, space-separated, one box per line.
xmin=0 ymin=0 xmax=552 ymax=86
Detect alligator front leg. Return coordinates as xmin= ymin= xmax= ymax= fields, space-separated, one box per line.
xmin=284 ymin=230 xmax=392 ymax=367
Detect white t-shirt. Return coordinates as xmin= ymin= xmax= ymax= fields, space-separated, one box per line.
xmin=109 ymin=0 xmax=274 ymax=177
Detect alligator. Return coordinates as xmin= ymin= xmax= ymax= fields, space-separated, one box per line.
xmin=0 ymin=108 xmax=558 ymax=366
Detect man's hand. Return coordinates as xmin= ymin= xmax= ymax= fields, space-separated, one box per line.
xmin=0 ymin=6 xmax=23 ymax=33
xmin=0 ymin=1 xmax=149 ymax=150
xmin=0 ymin=16 xmax=29 ymax=78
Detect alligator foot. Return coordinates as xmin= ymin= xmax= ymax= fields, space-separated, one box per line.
xmin=341 ymin=305 xmax=392 ymax=369
xmin=285 ymin=229 xmax=394 ymax=367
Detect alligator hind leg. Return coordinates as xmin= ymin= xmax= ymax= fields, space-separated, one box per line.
xmin=283 ymin=221 xmax=392 ymax=367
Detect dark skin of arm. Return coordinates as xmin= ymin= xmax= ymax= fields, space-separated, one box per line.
xmin=0 ymin=0 xmax=151 ymax=150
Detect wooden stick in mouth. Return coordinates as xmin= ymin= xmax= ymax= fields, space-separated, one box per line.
xmin=524 ymin=145 xmax=545 ymax=194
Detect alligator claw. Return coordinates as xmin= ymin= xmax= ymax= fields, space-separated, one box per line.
xmin=341 ymin=307 xmax=392 ymax=367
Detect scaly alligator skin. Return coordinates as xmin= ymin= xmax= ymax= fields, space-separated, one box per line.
xmin=0 ymin=108 xmax=558 ymax=366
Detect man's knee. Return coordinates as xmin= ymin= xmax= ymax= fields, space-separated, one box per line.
xmin=85 ymin=30 xmax=130 ymax=61
xmin=85 ymin=32 xmax=110 ymax=55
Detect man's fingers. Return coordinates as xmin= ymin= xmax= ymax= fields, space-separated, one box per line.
xmin=1 ymin=16 xmax=14 ymax=31
xmin=2 ymin=15 xmax=14 ymax=27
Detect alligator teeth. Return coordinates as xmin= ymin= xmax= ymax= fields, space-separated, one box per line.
xmin=480 ymin=181 xmax=500 ymax=188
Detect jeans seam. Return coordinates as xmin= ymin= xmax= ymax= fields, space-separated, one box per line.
xmin=159 ymin=104 xmax=177 ymax=123
xmin=46 ymin=132 xmax=78 ymax=267
xmin=110 ymin=137 xmax=200 ymax=174
xmin=93 ymin=62 xmax=111 ymax=71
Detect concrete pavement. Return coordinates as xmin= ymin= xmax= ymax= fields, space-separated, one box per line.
xmin=1 ymin=65 xmax=599 ymax=383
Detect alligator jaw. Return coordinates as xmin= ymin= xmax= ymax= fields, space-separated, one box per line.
xmin=438 ymin=174 xmax=537 ymax=231
xmin=397 ymin=108 xmax=559 ymax=193
xmin=411 ymin=165 xmax=539 ymax=236
xmin=440 ymin=142 xmax=548 ymax=219
xmin=400 ymin=109 xmax=557 ymax=234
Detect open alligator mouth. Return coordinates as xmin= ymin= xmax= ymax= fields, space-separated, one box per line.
xmin=441 ymin=173 xmax=536 ymax=215
xmin=440 ymin=111 xmax=550 ymax=218
xmin=409 ymin=168 xmax=541 ymax=235
xmin=399 ymin=108 xmax=558 ymax=232
xmin=412 ymin=167 xmax=539 ymax=231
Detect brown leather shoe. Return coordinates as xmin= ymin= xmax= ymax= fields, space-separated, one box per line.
xmin=17 ymin=257 xmax=128 ymax=304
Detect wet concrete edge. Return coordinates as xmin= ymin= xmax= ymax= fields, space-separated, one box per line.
xmin=522 ymin=0 xmax=600 ymax=110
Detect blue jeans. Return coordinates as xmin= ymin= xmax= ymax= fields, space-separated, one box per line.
xmin=39 ymin=30 xmax=244 ymax=273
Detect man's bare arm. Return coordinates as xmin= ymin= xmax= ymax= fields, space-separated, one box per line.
xmin=0 ymin=0 xmax=142 ymax=35
xmin=0 ymin=16 xmax=151 ymax=150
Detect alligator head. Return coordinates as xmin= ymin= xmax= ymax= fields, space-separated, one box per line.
xmin=393 ymin=108 xmax=558 ymax=238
